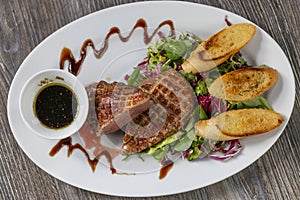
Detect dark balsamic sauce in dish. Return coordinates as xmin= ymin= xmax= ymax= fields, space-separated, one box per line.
xmin=34 ymin=84 xmax=78 ymax=129
xmin=51 ymin=18 xmax=175 ymax=179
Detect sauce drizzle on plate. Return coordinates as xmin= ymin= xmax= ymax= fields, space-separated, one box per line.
xmin=49 ymin=137 xmax=99 ymax=172
xmin=59 ymin=18 xmax=175 ymax=76
xmin=159 ymin=160 xmax=174 ymax=180
xmin=49 ymin=136 xmax=116 ymax=173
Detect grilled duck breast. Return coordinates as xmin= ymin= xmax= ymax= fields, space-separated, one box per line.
xmin=122 ymin=69 xmax=196 ymax=154
xmin=95 ymin=81 xmax=153 ymax=134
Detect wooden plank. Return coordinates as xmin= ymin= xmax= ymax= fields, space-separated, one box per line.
xmin=0 ymin=0 xmax=299 ymax=199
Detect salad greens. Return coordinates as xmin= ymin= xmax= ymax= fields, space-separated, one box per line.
xmin=125 ymin=31 xmax=273 ymax=163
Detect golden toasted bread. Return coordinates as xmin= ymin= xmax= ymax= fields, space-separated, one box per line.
xmin=208 ymin=67 xmax=278 ymax=101
xmin=195 ymin=108 xmax=284 ymax=141
xmin=182 ymin=23 xmax=256 ymax=73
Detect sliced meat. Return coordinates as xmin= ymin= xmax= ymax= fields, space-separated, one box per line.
xmin=122 ymin=104 xmax=181 ymax=154
xmin=95 ymin=81 xmax=153 ymax=134
xmin=122 ymin=69 xmax=196 ymax=154
xmin=138 ymin=69 xmax=196 ymax=125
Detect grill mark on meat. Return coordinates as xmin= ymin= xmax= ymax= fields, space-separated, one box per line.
xmin=95 ymin=81 xmax=153 ymax=134
xmin=122 ymin=69 xmax=196 ymax=154
xmin=122 ymin=104 xmax=180 ymax=154
xmin=139 ymin=69 xmax=196 ymax=127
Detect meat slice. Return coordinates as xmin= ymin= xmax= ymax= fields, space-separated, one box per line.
xmin=122 ymin=69 xmax=196 ymax=154
xmin=95 ymin=81 xmax=153 ymax=134
xmin=122 ymin=104 xmax=181 ymax=154
xmin=139 ymin=69 xmax=196 ymax=125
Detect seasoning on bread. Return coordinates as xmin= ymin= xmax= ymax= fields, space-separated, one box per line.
xmin=182 ymin=23 xmax=256 ymax=73
xmin=195 ymin=108 xmax=284 ymax=141
xmin=208 ymin=67 xmax=278 ymax=101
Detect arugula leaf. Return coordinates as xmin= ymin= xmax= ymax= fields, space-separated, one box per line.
xmin=152 ymin=145 xmax=170 ymax=162
xmin=127 ymin=67 xmax=147 ymax=87
xmin=174 ymin=129 xmax=195 ymax=152
xmin=199 ymin=105 xmax=208 ymax=120
xmin=228 ymin=96 xmax=273 ymax=110
xmin=145 ymin=131 xmax=185 ymax=155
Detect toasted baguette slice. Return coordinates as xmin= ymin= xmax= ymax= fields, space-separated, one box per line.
xmin=195 ymin=108 xmax=284 ymax=141
xmin=182 ymin=23 xmax=256 ymax=73
xmin=208 ymin=67 xmax=278 ymax=101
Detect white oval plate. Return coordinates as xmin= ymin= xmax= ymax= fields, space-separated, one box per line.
xmin=7 ymin=1 xmax=295 ymax=197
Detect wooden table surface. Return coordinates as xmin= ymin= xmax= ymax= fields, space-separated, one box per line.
xmin=1 ymin=0 xmax=299 ymax=199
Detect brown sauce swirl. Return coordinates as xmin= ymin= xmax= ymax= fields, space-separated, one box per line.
xmin=59 ymin=18 xmax=175 ymax=76
xmin=49 ymin=121 xmax=119 ymax=173
xmin=49 ymin=136 xmax=100 ymax=172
